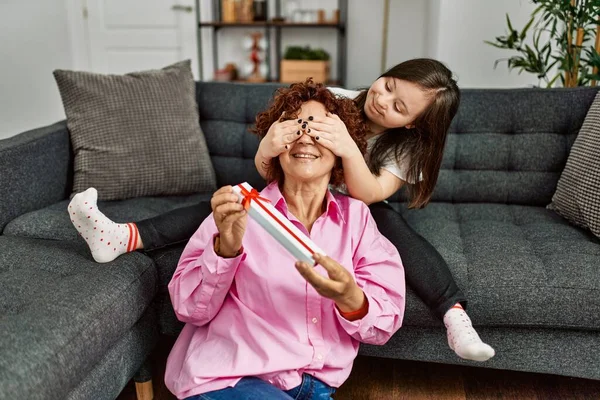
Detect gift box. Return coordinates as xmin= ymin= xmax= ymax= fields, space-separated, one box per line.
xmin=232 ymin=182 xmax=325 ymax=265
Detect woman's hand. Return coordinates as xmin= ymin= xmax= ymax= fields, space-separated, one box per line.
xmin=257 ymin=114 xmax=303 ymax=159
xmin=305 ymin=113 xmax=361 ymax=159
xmin=211 ymin=186 xmax=247 ymax=257
xmin=295 ymin=253 xmax=365 ymax=313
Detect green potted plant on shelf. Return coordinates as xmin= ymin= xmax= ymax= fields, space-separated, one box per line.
xmin=485 ymin=0 xmax=600 ymax=87
xmin=280 ymin=46 xmax=331 ymax=84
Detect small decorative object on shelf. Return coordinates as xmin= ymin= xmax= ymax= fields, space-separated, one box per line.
xmin=317 ymin=9 xmax=326 ymax=24
xmin=237 ymin=0 xmax=254 ymax=23
xmin=280 ymin=46 xmax=330 ymax=84
xmin=290 ymin=9 xmax=317 ymax=23
xmin=214 ymin=69 xmax=231 ymax=81
xmin=221 ymin=0 xmax=253 ymax=23
xmin=253 ymin=0 xmax=267 ymax=21
xmin=283 ymin=0 xmax=299 ymax=22
xmin=332 ymin=9 xmax=340 ymax=23
xmin=244 ymin=32 xmax=267 ymax=82
xmin=221 ymin=0 xmax=236 ymax=22
xmin=214 ymin=63 xmax=239 ymax=81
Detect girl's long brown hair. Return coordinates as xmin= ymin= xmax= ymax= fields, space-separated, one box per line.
xmin=252 ymin=79 xmax=367 ymax=187
xmin=355 ymin=58 xmax=460 ymax=208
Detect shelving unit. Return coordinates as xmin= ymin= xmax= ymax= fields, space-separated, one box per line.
xmin=195 ymin=0 xmax=348 ymax=86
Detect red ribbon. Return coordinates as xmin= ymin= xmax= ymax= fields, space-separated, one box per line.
xmin=241 ymin=187 xmax=271 ymax=210
xmin=237 ymin=184 xmax=316 ymax=256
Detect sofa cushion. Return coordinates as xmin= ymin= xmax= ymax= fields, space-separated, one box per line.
xmin=54 ymin=60 xmax=216 ymax=201
xmin=0 ymin=236 xmax=156 ymax=399
xmin=424 ymin=88 xmax=599 ymax=206
xmin=393 ymin=202 xmax=600 ymax=330
xmin=549 ymin=91 xmax=600 ymax=239
xmin=3 ymin=193 xmax=213 ymax=243
xmin=0 ymin=121 xmax=71 ymax=233
xmin=64 ymin=310 xmax=157 ymax=400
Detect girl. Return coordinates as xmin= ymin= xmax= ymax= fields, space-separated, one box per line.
xmin=68 ymin=58 xmax=494 ymax=363
xmin=254 ymin=59 xmax=494 ymax=363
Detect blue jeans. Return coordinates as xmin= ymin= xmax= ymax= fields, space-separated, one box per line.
xmin=186 ymin=374 xmax=336 ymax=400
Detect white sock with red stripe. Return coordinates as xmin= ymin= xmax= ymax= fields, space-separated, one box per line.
xmin=443 ymin=304 xmax=495 ymax=362
xmin=68 ymin=188 xmax=139 ymax=263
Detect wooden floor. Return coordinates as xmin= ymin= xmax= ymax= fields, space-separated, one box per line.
xmin=117 ymin=335 xmax=600 ymax=400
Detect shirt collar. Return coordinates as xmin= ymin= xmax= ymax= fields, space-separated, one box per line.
xmin=260 ymin=182 xmax=346 ymax=224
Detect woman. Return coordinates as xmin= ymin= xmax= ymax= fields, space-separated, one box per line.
xmin=165 ymin=81 xmax=405 ymax=399
xmin=69 ymin=59 xmax=493 ymax=362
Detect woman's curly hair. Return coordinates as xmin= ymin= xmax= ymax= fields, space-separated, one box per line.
xmin=251 ymin=79 xmax=368 ymax=187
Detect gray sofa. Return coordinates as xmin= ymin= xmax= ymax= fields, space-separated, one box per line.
xmin=1 ymin=82 xmax=599 ymax=399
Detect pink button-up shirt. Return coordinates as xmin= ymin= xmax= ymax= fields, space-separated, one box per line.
xmin=165 ymin=182 xmax=405 ymax=399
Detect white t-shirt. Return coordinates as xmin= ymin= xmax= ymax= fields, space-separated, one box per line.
xmin=327 ymin=87 xmax=416 ymax=184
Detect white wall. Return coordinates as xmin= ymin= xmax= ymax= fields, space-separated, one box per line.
xmin=346 ymin=0 xmax=384 ymax=88
xmin=432 ymin=0 xmax=541 ymax=88
xmin=384 ymin=0 xmax=429 ymax=72
xmin=380 ymin=0 xmax=542 ymax=88
xmin=0 ymin=0 xmax=73 ymax=139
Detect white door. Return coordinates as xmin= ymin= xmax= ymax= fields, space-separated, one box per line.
xmin=84 ymin=0 xmax=199 ymax=78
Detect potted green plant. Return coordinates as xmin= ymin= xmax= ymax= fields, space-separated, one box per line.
xmin=486 ymin=0 xmax=600 ymax=87
xmin=280 ymin=46 xmax=331 ymax=83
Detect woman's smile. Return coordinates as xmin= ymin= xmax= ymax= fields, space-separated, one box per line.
xmin=291 ymin=150 xmax=320 ymax=162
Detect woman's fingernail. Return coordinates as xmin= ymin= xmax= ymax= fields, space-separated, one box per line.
xmin=308 ymin=128 xmax=311 ymax=133
xmin=308 ymin=116 xmax=314 ymax=121
xmin=285 ymin=145 xmax=288 ymax=149
xmin=313 ymin=253 xmax=321 ymax=259
xmin=316 ymin=136 xmax=319 ymax=140
xmin=297 ymin=130 xmax=301 ymax=135
xmin=298 ymin=119 xmax=302 ymax=123
xmin=302 ymin=123 xmax=307 ymax=129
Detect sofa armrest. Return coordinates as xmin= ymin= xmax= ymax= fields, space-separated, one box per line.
xmin=0 ymin=121 xmax=72 ymax=232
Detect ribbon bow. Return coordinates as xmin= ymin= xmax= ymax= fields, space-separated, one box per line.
xmin=239 ymin=186 xmax=271 ymax=210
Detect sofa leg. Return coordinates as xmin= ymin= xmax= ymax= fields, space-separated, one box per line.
xmin=135 ymin=380 xmax=154 ymax=400
xmin=134 ymin=357 xmax=154 ymax=400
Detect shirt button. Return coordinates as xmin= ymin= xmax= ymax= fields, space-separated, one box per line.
xmin=317 ymin=353 xmax=323 ymax=360
xmin=312 ymin=317 xmax=318 ymax=324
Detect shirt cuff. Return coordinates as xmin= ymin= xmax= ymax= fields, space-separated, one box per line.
xmin=336 ymin=294 xmax=369 ymax=321
xmin=201 ymin=234 xmax=246 ymax=275
xmin=334 ymin=292 xmax=378 ymax=340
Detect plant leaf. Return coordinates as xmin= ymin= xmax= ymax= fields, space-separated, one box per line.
xmin=506 ymin=13 xmax=514 ymax=33
xmin=520 ymin=16 xmax=536 ymax=40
